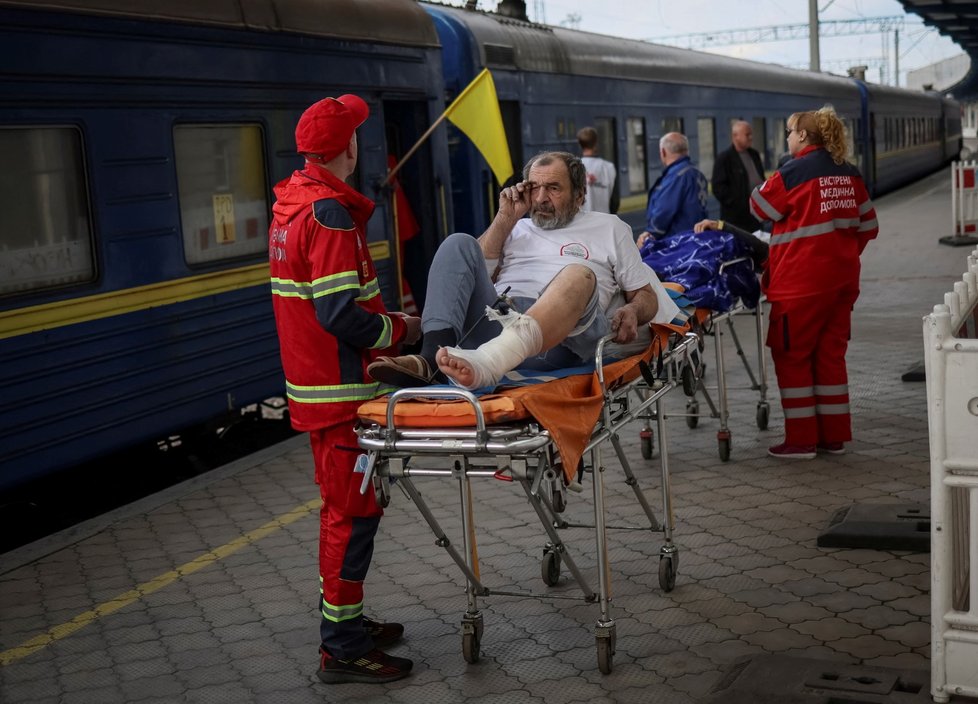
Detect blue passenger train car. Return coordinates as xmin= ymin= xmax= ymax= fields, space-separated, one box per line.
xmin=0 ymin=0 xmax=452 ymax=492
xmin=424 ymin=2 xmax=961 ymax=234
xmin=0 ymin=0 xmax=962 ymax=493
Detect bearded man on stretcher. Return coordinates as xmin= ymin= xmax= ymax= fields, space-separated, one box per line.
xmin=368 ymin=151 xmax=680 ymax=391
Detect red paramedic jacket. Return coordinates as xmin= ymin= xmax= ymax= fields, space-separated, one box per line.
xmin=269 ymin=166 xmax=405 ymax=430
xmin=749 ymin=145 xmax=878 ymax=302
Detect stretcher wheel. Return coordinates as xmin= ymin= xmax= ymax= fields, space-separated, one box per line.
xmin=596 ymin=634 xmax=615 ymax=674
xmin=462 ymin=632 xmax=480 ymax=663
xmin=681 ymin=364 xmax=697 ymax=397
xmin=717 ymin=435 xmax=731 ymax=462
xmin=550 ymin=479 xmax=567 ymax=513
xmin=756 ymin=402 xmax=770 ymax=430
xmin=658 ymin=555 xmax=677 ymax=592
xmin=685 ymin=401 xmax=699 ymax=429
xmin=541 ymin=549 xmax=561 ymax=586
xmin=640 ymin=429 xmax=654 ymax=459
xmin=461 ymin=618 xmax=483 ymax=664
xmin=373 ymin=476 xmax=391 ymax=508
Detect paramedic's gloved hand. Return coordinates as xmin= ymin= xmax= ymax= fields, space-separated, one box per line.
xmin=391 ymin=312 xmax=422 ymax=345
xmin=610 ymin=305 xmax=639 ymax=344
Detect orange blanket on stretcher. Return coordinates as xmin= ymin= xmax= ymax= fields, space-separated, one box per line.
xmin=357 ymin=324 xmax=686 ymax=483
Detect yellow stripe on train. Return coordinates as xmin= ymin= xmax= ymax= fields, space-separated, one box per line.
xmin=0 ymin=263 xmax=271 ymax=341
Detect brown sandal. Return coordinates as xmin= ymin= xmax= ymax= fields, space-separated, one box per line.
xmin=367 ymin=354 xmax=434 ymax=387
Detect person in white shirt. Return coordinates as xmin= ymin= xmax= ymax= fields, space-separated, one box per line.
xmin=368 ymin=151 xmax=678 ymax=390
xmin=577 ymin=126 xmax=618 ymax=214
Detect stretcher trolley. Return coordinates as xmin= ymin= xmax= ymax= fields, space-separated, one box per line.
xmin=355 ymin=329 xmax=700 ymax=673
xmin=683 ymin=286 xmax=770 ymax=461
xmin=639 ymin=258 xmax=770 ymax=462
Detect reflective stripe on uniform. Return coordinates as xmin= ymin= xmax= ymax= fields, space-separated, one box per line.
xmin=751 ymin=189 xmax=781 ymax=221
xmin=780 ymin=386 xmax=814 ymax=399
xmin=272 ymin=273 xmax=382 ymax=305
xmin=858 ymin=216 xmax=878 ymax=232
xmin=287 ymin=380 xmax=384 ymax=404
xmin=783 ymin=406 xmax=817 ymax=419
xmin=815 ymin=384 xmax=848 ymax=395
xmin=321 ymin=598 xmax=364 ymax=624
xmin=370 ymin=314 xmax=393 ymax=349
xmin=355 ymin=277 xmax=381 ymax=303
xmin=770 ymin=218 xmax=861 ymax=246
xmin=815 ymin=402 xmax=851 ymax=415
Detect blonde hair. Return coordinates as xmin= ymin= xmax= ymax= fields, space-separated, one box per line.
xmin=789 ymin=105 xmax=848 ymax=165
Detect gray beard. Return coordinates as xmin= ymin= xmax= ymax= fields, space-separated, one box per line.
xmin=532 ymin=207 xmax=577 ymax=230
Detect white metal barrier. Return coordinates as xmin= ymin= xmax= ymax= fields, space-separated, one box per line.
xmin=926 ymin=247 xmax=978 ymax=703
xmin=947 ymin=161 xmax=978 ymax=246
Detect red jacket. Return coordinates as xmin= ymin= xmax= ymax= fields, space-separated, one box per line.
xmin=750 ymin=145 xmax=878 ymax=301
xmin=269 ymin=166 xmax=404 ymax=430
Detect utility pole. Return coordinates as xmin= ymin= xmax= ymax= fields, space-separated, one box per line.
xmin=809 ymin=0 xmax=820 ymax=72
xmin=894 ymin=29 xmax=900 ymax=86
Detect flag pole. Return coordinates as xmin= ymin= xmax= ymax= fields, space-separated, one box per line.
xmin=381 ymin=68 xmax=493 ymax=188
xmin=381 ymin=111 xmax=450 ymax=188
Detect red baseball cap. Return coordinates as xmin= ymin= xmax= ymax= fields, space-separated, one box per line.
xmin=294 ymin=94 xmax=369 ymax=162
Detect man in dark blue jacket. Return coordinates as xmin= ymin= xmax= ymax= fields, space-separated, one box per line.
xmin=639 ymin=132 xmax=708 ymax=245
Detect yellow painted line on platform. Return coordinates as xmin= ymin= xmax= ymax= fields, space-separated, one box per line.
xmin=0 ymin=497 xmax=320 ymax=667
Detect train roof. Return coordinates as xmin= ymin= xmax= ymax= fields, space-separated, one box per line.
xmin=427 ymin=4 xmax=858 ymax=102
xmin=0 ymin=0 xmax=440 ymax=47
xmin=861 ymin=81 xmax=946 ymax=112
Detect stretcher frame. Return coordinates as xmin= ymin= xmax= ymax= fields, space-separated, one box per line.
xmin=355 ymin=331 xmax=700 ymax=673
xmin=640 ymin=259 xmax=770 ymax=462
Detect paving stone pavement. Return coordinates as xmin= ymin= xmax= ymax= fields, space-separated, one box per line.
xmin=1 ymin=169 xmax=975 ymax=703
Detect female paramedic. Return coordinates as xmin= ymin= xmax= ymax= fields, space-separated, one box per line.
xmin=749 ymin=106 xmax=878 ymax=459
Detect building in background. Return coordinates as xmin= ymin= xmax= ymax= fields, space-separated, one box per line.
xmin=907 ymin=54 xmax=975 ymax=158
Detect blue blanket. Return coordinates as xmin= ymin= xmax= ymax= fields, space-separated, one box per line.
xmin=639 ymin=230 xmax=760 ymax=312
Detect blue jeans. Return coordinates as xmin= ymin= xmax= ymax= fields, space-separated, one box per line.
xmin=422 ymin=233 xmax=608 ymax=369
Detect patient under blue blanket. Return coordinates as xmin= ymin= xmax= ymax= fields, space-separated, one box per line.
xmin=639 ymin=229 xmax=761 ymax=312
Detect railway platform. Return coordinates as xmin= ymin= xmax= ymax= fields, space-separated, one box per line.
xmin=0 ymin=168 xmax=973 ymax=703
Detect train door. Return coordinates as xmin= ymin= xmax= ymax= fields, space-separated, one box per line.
xmin=617 ymin=116 xmax=648 ymax=229
xmin=380 ymin=99 xmax=443 ymax=316
xmin=751 ymin=117 xmax=768 ymax=170
xmin=868 ymin=112 xmax=879 ymax=193
xmin=594 ymin=116 xmax=618 ymax=213
xmin=696 ymin=117 xmax=715 ymax=178
xmin=499 ymin=99 xmax=522 ymax=183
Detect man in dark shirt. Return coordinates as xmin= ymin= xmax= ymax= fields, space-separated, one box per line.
xmin=712 ymin=120 xmax=765 ymax=231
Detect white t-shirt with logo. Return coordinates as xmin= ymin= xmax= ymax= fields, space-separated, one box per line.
xmin=494 ymin=211 xmax=680 ymax=325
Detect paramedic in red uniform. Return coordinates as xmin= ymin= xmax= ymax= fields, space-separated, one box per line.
xmin=268 ymin=95 xmax=421 ymax=683
xmin=749 ymin=106 xmax=878 ymax=459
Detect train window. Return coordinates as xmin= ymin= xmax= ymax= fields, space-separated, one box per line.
xmin=697 ymin=117 xmax=715 ymax=180
xmin=662 ymin=117 xmax=683 ymax=135
xmin=843 ymin=118 xmax=856 ymax=164
xmin=0 ymin=127 xmax=94 ymax=296
xmin=752 ymin=117 xmax=767 ymax=169
xmin=773 ymin=118 xmax=788 ymax=167
xmin=625 ymin=117 xmax=647 ymax=195
xmin=594 ymin=117 xmax=617 ymax=167
xmin=557 ymin=118 xmax=566 ymax=140
xmin=174 ymin=125 xmax=269 ymax=265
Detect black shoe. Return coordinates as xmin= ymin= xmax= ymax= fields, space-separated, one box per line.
xmin=317 ymin=646 xmax=413 ymax=684
xmin=363 ymin=617 xmax=404 ymax=649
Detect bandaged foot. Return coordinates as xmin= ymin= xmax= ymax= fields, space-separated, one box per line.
xmin=436 ymin=307 xmax=543 ymax=390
